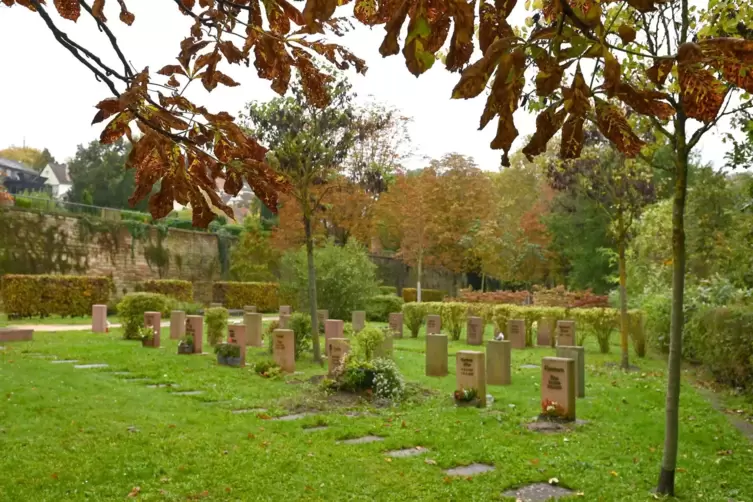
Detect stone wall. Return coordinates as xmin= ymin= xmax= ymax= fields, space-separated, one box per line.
xmin=0 ymin=207 xmax=225 ymax=299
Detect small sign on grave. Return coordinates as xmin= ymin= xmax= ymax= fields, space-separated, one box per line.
xmin=426 ymin=315 xmax=441 ymax=335
xmin=507 ymin=319 xmax=526 ymax=349
xmin=455 ymin=351 xmax=486 ymax=407
xmin=466 ymin=317 xmax=484 ymax=345
xmin=556 ymin=321 xmax=576 ymax=346
xmin=273 ymin=329 xmax=295 ymax=373
xmin=541 ymin=357 xmax=576 ymax=421
xmin=388 ymin=313 xmax=403 ymax=339
xmin=327 ymin=338 xmax=350 ymax=376
xmin=279 ymin=305 xmax=292 ymax=315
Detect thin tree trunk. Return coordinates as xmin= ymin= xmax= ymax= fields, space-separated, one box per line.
xmin=657 ymin=120 xmax=688 ymax=496
xmin=618 ymin=213 xmax=630 ymax=370
xmin=303 ymin=214 xmax=321 ymax=363
xmin=481 ymin=272 xmax=486 ymax=292
xmin=417 ymin=251 xmax=423 ymax=303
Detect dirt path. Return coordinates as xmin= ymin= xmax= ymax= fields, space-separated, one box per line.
xmin=696 ymin=386 xmax=753 ymax=441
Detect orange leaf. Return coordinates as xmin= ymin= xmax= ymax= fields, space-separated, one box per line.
xmin=646 ymin=59 xmax=674 ymax=87
xmin=127 ymin=486 xmax=141 ymax=497
xmin=100 ymin=111 xmax=133 ymax=144
xmin=92 ymin=0 xmax=106 ymax=21
xmin=560 ymin=114 xmax=585 ymax=160
xmin=617 ymin=24 xmax=636 ymax=44
xmin=678 ymin=64 xmax=727 ymax=124
xmin=54 ymin=0 xmax=80 ymax=21
xmin=594 ymin=100 xmax=645 ymax=158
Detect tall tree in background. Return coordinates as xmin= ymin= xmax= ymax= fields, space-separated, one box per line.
xmin=67 ymin=139 xmax=148 ymax=210
xmin=242 ymin=80 xmax=358 ymax=363
xmin=230 ymin=216 xmax=280 ymax=282
xmin=0 ymin=146 xmax=56 ymax=171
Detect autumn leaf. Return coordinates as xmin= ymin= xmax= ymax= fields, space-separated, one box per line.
xmin=535 ymin=54 xmax=564 ymax=97
xmin=700 ymin=38 xmax=753 ymax=93
xmin=560 ymin=114 xmax=585 ymax=159
xmin=594 ymin=99 xmax=645 ymax=158
xmin=127 ymin=486 xmax=141 ymax=498
xmin=379 ymin=0 xmax=410 ymax=57
xmin=617 ymin=24 xmax=636 ymax=44
xmin=92 ymin=0 xmax=106 ymax=21
xmin=615 ymin=83 xmax=674 ymax=120
xmin=54 ymin=0 xmax=80 ymax=21
xmin=479 ymin=2 xmax=498 ymax=54
xmin=646 ymin=59 xmax=674 ymax=88
xmin=522 ymin=106 xmax=566 ymax=161
xmin=157 ymin=64 xmax=187 ymax=77
xmin=452 ymin=58 xmax=494 ymax=99
xmin=678 ymin=64 xmax=727 ymax=124
xmin=100 ymin=111 xmax=134 ymax=144
xmin=445 ymin=0 xmax=475 ymax=72
xmin=119 ymin=4 xmax=135 ymax=25
xmin=91 ymin=97 xmax=122 ymax=125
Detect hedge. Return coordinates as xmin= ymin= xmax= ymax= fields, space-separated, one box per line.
xmin=212 ymin=281 xmax=280 ymax=312
xmin=532 ymin=285 xmax=609 ymax=308
xmin=117 ymin=292 xmax=173 ymax=340
xmin=137 ymin=279 xmax=193 ymax=302
xmin=402 ymin=288 xmax=445 ymax=303
xmin=378 ymin=286 xmax=398 ymax=296
xmin=1 ymin=274 xmax=112 ymax=317
xmin=458 ymin=290 xmax=531 ymax=305
xmin=365 ymin=295 xmax=405 ymax=322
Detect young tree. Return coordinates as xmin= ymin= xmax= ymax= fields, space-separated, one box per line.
xmin=242 ymin=80 xmax=357 ymax=363
xmin=230 ymin=215 xmax=279 ymax=282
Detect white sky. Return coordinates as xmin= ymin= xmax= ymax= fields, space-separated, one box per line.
xmin=0 ymin=1 xmax=734 ymax=171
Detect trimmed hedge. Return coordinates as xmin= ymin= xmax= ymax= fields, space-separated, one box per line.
xmin=205 ymin=307 xmax=228 ymax=345
xmin=458 ymin=290 xmax=531 ymax=305
xmin=402 ymin=288 xmax=445 ymax=302
xmin=365 ymin=295 xmax=405 ymax=322
xmin=212 ymin=281 xmax=280 ymax=312
xmin=117 ymin=292 xmax=173 ymax=340
xmin=378 ymin=286 xmax=398 ymax=296
xmin=138 ymin=279 xmax=193 ymax=302
xmin=1 ymin=274 xmax=112 ymax=317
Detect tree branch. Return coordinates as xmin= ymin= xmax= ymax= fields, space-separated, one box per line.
xmin=79 ymin=0 xmax=134 ymax=79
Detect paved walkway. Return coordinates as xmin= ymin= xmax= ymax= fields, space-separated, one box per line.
xmin=8 ymin=315 xmax=280 ymax=333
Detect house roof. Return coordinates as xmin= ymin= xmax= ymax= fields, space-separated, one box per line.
xmin=47 ymin=162 xmax=71 ymax=184
xmin=0 ymin=157 xmax=38 ymax=175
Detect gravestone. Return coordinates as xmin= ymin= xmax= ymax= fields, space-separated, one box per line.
xmin=92 ymin=304 xmax=107 ymax=333
xmin=324 ymin=319 xmax=344 ymax=356
xmin=466 ymin=316 xmax=484 ymax=345
xmin=556 ymin=345 xmax=585 ymax=398
xmin=507 ymin=319 xmax=526 ymax=349
xmin=557 ymin=321 xmax=576 ymax=346
xmin=279 ymin=305 xmax=292 ymax=315
xmin=486 ymin=339 xmax=511 ymax=385
xmin=426 ymin=334 xmax=448 ymax=377
xmin=170 ymin=311 xmax=186 ymax=340
xmin=244 ymin=312 xmax=263 ymax=347
xmin=537 ymin=318 xmax=555 ymax=347
xmin=144 ymin=312 xmax=161 ymax=348
xmin=327 ymin=338 xmax=350 ymax=376
xmin=317 ymin=309 xmax=329 ymax=330
xmin=228 ymin=324 xmax=248 ymax=367
xmin=273 ymin=329 xmax=295 ymax=373
xmin=456 ymin=351 xmax=486 ymax=407
xmin=352 ymin=311 xmax=366 ymax=332
xmin=375 ymin=332 xmax=393 ymax=358
xmin=388 ymin=313 xmax=404 ymax=339
xmin=185 ymin=315 xmax=204 ymax=354
xmin=0 ymin=328 xmax=33 ymax=342
xmin=426 ymin=315 xmax=441 ymax=335
xmin=541 ymin=357 xmax=576 ymax=421
xmin=244 ymin=305 xmax=257 ymax=313
xmin=278 ymin=314 xmax=290 ymax=329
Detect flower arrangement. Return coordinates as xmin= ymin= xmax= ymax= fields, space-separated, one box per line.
xmin=541 ymin=398 xmax=566 ymax=418
xmin=254 ymin=360 xmax=282 ymax=378
xmin=178 ymin=334 xmax=194 ymax=354
xmin=454 ymin=387 xmax=479 ymax=403
xmin=214 ymin=343 xmax=241 ymax=366
xmin=139 ymin=326 xmax=155 ymax=346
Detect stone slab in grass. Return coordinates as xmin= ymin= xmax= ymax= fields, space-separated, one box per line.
xmin=386 ymin=446 xmax=428 ymax=458
xmin=520 ymin=364 xmax=540 ymax=369
xmin=303 ymin=426 xmax=329 ymax=432
xmin=146 ymin=383 xmax=179 ymax=389
xmin=74 ymin=364 xmax=110 ymax=369
xmin=501 ymin=483 xmax=575 ymax=501
xmin=272 ymin=413 xmax=311 ymax=421
xmin=444 ymin=463 xmax=495 ymax=477
xmin=339 ymin=435 xmax=384 ymax=445
xmin=231 ymin=408 xmax=268 ymax=414
xmin=51 ymin=360 xmax=79 ymax=364
xmin=172 ymin=390 xmax=203 ymax=396
xmin=111 ymin=371 xmax=132 ymax=375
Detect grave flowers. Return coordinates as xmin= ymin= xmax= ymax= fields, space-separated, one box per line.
xmin=540 ymin=398 xmax=566 ymax=419
xmin=140 ymin=326 xmax=156 ymax=347
xmin=215 ymin=343 xmax=242 ymax=367
xmin=454 ymin=387 xmax=480 ymax=407
xmin=177 ymin=334 xmax=194 ymax=354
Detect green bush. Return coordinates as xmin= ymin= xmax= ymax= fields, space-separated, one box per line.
xmin=2 ymin=274 xmax=112 ymax=318
xmin=378 ymin=286 xmax=398 ymax=295
xmin=254 ymin=359 xmax=282 ymax=378
xmin=205 ymin=307 xmax=229 ymax=345
xmin=352 ymin=326 xmax=385 ymax=361
xmin=640 ymin=292 xmax=672 ymax=353
xmin=627 ymin=310 xmax=646 ymax=357
xmin=289 ymin=312 xmax=312 ymax=360
xmin=439 ymin=302 xmax=467 ymax=341
xmin=265 ymin=320 xmax=280 ymax=354
xmin=402 ymin=303 xmax=427 ymax=338
xmin=334 ymin=356 xmax=405 ymax=400
xmin=173 ymin=301 xmax=203 ymax=315
xmin=402 ymin=288 xmax=445 ymax=302
xmin=212 ymin=281 xmax=280 ymax=312
xmin=117 ymin=292 xmax=173 ymax=340
xmin=365 ymin=295 xmax=404 ymax=322
xmin=690 ymin=306 xmax=753 ymax=388
xmin=138 ymin=279 xmax=193 ymax=302
xmin=280 ymin=241 xmax=379 ymax=320
xmin=572 ymin=308 xmax=618 ymax=353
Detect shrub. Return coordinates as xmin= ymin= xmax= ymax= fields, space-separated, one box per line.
xmin=137 ymin=280 xmax=193 ymax=302
xmin=265 ymin=320 xmax=280 ymax=354
xmin=205 ymin=307 xmax=229 ymax=345
xmin=212 ymin=281 xmax=279 ymax=312
xmin=280 ymin=240 xmax=379 ymax=320
xmin=403 ymin=303 xmax=428 ymax=337
xmin=532 ymin=285 xmax=609 ymax=308
xmin=458 ymin=290 xmax=531 ymax=305
xmin=402 ymin=288 xmax=445 ymax=302
xmin=690 ymin=306 xmax=753 ymax=388
xmin=2 ymin=274 xmax=112 ymax=318
xmin=627 ymin=310 xmax=646 ymax=357
xmin=640 ymin=292 xmax=672 ymax=353
xmin=439 ymin=302 xmax=467 ymax=341
xmin=117 ymin=292 xmax=173 ymax=340
xmin=365 ymin=295 xmax=405 ymax=322
xmin=288 ymin=312 xmax=312 ymax=360
xmin=378 ymin=286 xmax=398 ymax=295
xmin=572 ymin=308 xmax=618 ymax=353
xmin=173 ymin=301 xmax=203 ymax=315
xmin=254 ymin=360 xmax=282 ymax=378
xmin=335 ymin=355 xmax=405 ymax=400
xmin=352 ymin=326 xmax=385 ymax=360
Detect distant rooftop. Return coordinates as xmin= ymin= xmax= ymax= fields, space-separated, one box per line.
xmin=0 ymin=157 xmax=38 ymax=175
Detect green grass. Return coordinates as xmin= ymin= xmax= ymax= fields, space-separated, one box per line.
xmin=1 ymin=323 xmax=751 ymax=501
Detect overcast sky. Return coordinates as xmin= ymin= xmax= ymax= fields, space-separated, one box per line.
xmin=0 ymin=2 xmax=736 ymax=171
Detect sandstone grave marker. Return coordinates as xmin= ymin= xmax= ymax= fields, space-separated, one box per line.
xmin=144 ymin=312 xmax=161 ymax=348
xmin=228 ymin=324 xmax=248 ymax=367
xmin=507 ymin=319 xmax=526 ymax=349
xmin=388 ymin=313 xmax=403 ymax=339
xmin=92 ymin=305 xmax=107 ymax=333
xmin=467 ymin=316 xmax=484 ymax=345
xmin=537 ymin=318 xmax=554 ymax=346
xmin=541 ymin=357 xmax=576 ymax=421
xmin=327 ymin=338 xmax=350 ymax=376
xmin=486 ymin=339 xmax=511 ymax=385
xmin=556 ymin=345 xmax=585 ymax=398
xmin=352 ymin=310 xmax=366 ymax=332
xmin=170 ymin=310 xmax=186 ymax=340
xmin=426 ymin=334 xmax=448 ymax=377
xmin=244 ymin=312 xmax=263 ymax=347
xmin=456 ymin=351 xmax=486 ymax=407
xmin=556 ymin=321 xmax=576 ymax=346
xmin=273 ymin=329 xmax=295 ymax=373
xmin=426 ymin=314 xmax=441 ymax=335
xmin=185 ymin=315 xmax=203 ymax=354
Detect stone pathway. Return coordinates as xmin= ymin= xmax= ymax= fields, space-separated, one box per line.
xmin=74 ymin=363 xmax=109 ymax=369
xmin=339 ymin=435 xmax=384 ymax=445
xmin=502 ymin=483 xmax=574 ymax=501
xmin=444 ymin=463 xmax=495 ymax=476
xmin=386 ymin=446 xmax=428 ymax=458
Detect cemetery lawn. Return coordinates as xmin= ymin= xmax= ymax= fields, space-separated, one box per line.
xmin=1 ymin=327 xmax=752 ymax=501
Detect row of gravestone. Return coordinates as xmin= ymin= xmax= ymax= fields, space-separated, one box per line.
xmin=425 ymin=332 xmax=586 ymax=421
xmin=424 ymin=315 xmax=577 ymax=347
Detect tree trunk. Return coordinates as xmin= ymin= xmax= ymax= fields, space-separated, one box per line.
xmin=481 ymin=272 xmax=486 ymax=292
xmin=303 ymin=214 xmax=321 ymax=363
xmin=657 ymin=122 xmax=689 ymax=496
xmin=618 ymin=214 xmax=630 ymax=371
xmin=416 ymin=251 xmax=423 ymax=303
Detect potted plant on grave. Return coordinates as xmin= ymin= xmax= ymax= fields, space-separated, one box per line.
xmin=140 ymin=326 xmax=156 ymax=347
xmin=215 ymin=343 xmax=241 ymax=367
xmin=453 ymin=387 xmax=480 ymax=408
xmin=177 ymin=334 xmax=194 ymax=355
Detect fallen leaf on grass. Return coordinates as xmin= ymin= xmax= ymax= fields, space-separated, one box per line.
xmin=425 ymin=458 xmax=437 ymax=465
xmin=548 ymin=477 xmax=559 ymax=485
xmin=610 ymin=471 xmax=619 ymax=477
xmin=51 ymin=473 xmax=58 ymax=480
xmin=401 ymin=420 xmax=407 ymax=428
xmin=717 ymin=450 xmax=733 ymax=456
xmin=247 ymin=433 xmax=255 ymax=440
xmin=677 ymin=468 xmax=687 ymax=473
xmin=530 ymin=458 xmax=540 ymax=465
xmin=160 ymin=477 xmax=170 ymax=484
xmin=443 ymin=476 xmax=452 ymax=484
xmin=257 ymin=413 xmax=272 ymax=420
xmin=384 ymin=458 xmax=392 ymax=462
xmin=127 ymin=486 xmax=141 ymax=497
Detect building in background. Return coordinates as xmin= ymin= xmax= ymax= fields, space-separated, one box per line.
xmin=39 ymin=162 xmax=71 ymax=198
xmin=0 ymin=157 xmax=47 ymax=194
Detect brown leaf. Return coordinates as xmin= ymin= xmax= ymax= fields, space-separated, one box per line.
xmin=615 ymin=83 xmax=674 ymax=120
xmin=617 ymin=24 xmax=636 ymax=44
xmin=157 ymin=64 xmax=187 ymax=77
xmin=294 ymin=49 xmax=332 ymax=108
xmin=560 ymin=114 xmax=585 ymax=160
xmin=594 ymin=99 xmax=645 ymax=158
xmin=149 ymin=175 xmax=177 ymax=220
xmin=218 ymin=41 xmax=244 ymax=65
xmin=625 ymin=0 xmax=662 ymax=13
xmin=479 ymin=2 xmax=497 ymax=54
xmin=700 ymin=38 xmax=753 ymax=93
xmin=535 ymin=54 xmax=564 ymax=97
xmin=127 ymin=486 xmax=141 ymax=498
xmin=563 ymin=67 xmax=591 ymax=117
xmin=521 ymin=106 xmax=567 ymax=161
xmin=119 ymin=6 xmax=135 ymax=25
xmin=91 ymin=97 xmax=122 ymax=125
xmin=302 ymin=0 xmax=339 ymax=27
xmin=379 ymin=0 xmax=410 ymax=57
xmin=264 ymin=0 xmax=290 ymax=35
xmin=54 ymin=0 xmax=80 ymax=21
xmin=489 ymin=49 xmax=526 ymax=165
xmin=496 ymin=0 xmax=517 ymax=18
xmin=445 ymin=0 xmax=475 ymax=72
xmin=451 ymin=58 xmax=494 ymax=99
xmin=92 ymin=0 xmax=106 ymax=21
xmin=100 ymin=111 xmax=134 ymax=144
xmin=646 ymin=59 xmax=674 ymax=87
xmin=678 ymin=64 xmax=727 ymax=123
xmin=354 ymin=0 xmax=379 ymax=24
xmin=603 ymin=51 xmax=621 ymax=97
